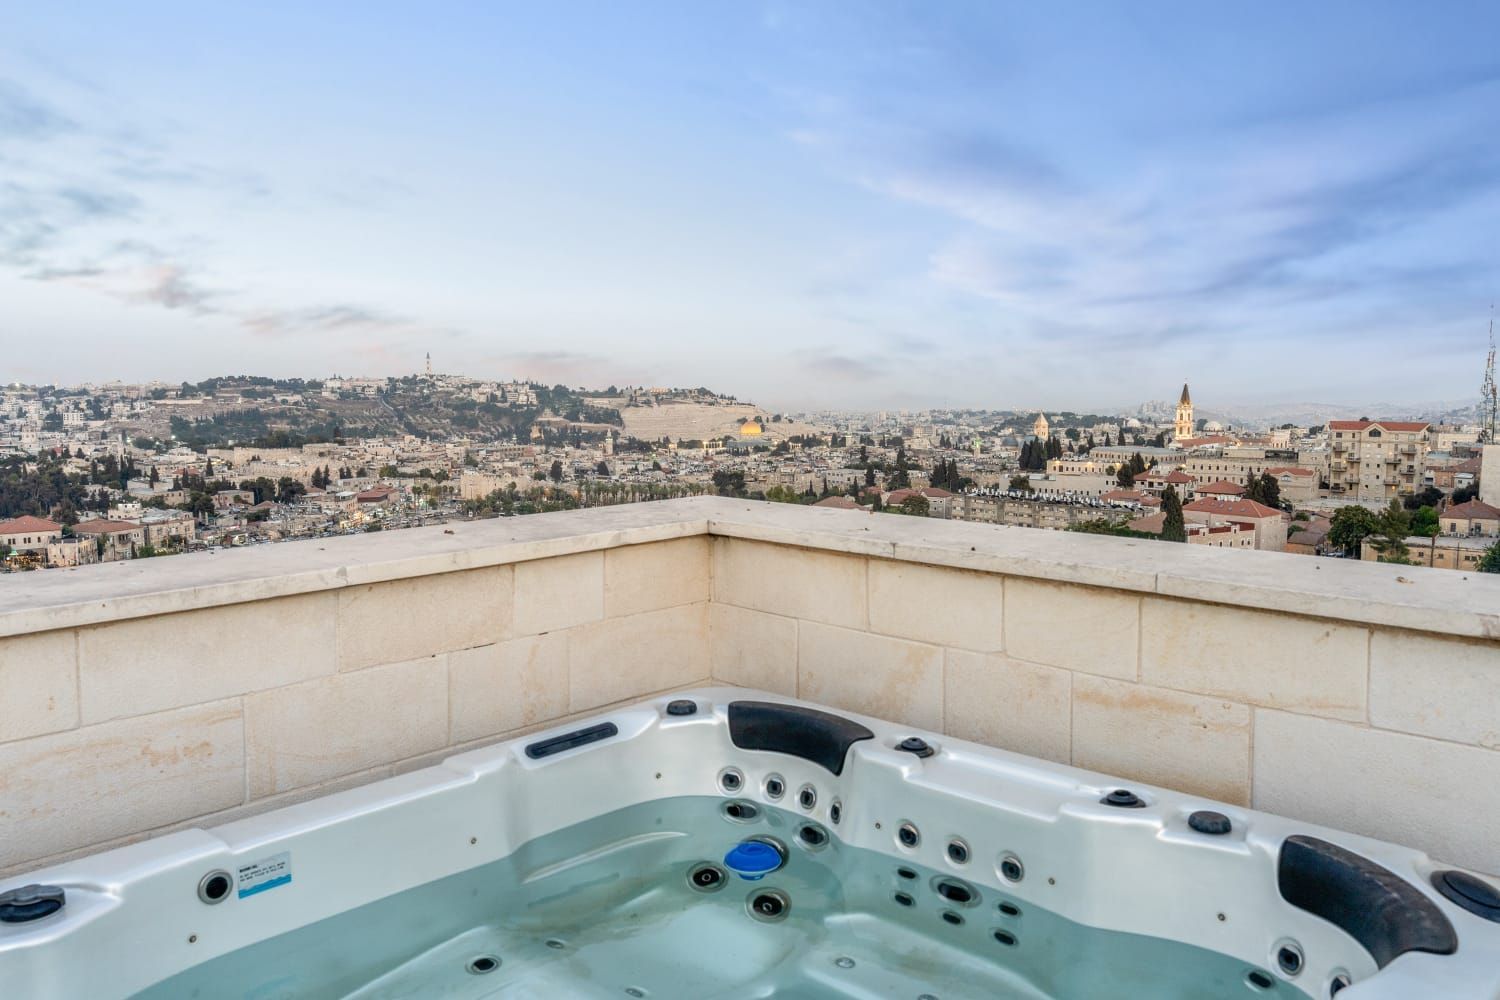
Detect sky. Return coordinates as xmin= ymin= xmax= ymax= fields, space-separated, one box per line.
xmin=2 ymin=2 xmax=1499 ymax=411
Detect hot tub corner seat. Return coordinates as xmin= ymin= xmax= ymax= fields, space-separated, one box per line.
xmin=1277 ymin=834 xmax=1458 ymax=969
xmin=726 ymin=700 xmax=874 ymax=775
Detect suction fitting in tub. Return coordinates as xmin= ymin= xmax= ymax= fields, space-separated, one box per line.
xmin=687 ymin=862 xmax=729 ymax=893
xmin=465 ymin=954 xmax=501 ymax=975
xmin=197 ymin=869 xmax=234 ymax=905
xmin=934 ymin=877 xmax=980 ymax=907
xmin=666 ymin=699 xmax=698 ymax=716
xmin=746 ymin=888 xmax=791 ymax=922
xmin=796 ymin=823 xmax=830 ymax=850
xmin=797 ymin=784 xmax=818 ymax=810
xmin=721 ymin=799 xmax=760 ymax=823
xmin=724 ymin=837 xmax=788 ymax=881
xmin=0 ymin=884 xmax=65 ymax=923
xmin=1273 ymin=939 xmax=1304 ymax=978
xmin=1245 ymin=969 xmax=1276 ymax=992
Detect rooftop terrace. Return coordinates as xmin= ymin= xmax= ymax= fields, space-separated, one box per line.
xmin=2 ymin=495 xmax=1498 ymax=878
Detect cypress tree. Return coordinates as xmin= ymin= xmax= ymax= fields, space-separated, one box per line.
xmin=1162 ymin=485 xmax=1187 ymax=542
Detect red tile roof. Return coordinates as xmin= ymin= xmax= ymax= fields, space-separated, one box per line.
xmin=886 ymin=487 xmax=952 ymax=505
xmin=1183 ymin=498 xmax=1285 ymax=519
xmin=1327 ymin=420 xmax=1429 ymax=432
xmin=1196 ymin=480 xmax=1246 ymax=495
xmin=1128 ymin=512 xmax=1166 ymax=533
xmin=1133 ymin=469 xmax=1194 ymax=484
xmin=0 ymin=515 xmax=62 ymax=534
xmin=1444 ymin=500 xmax=1500 ymax=521
xmin=813 ymin=496 xmax=861 ymax=509
xmin=1265 ymin=466 xmax=1316 ymax=477
xmin=72 ymin=518 xmax=141 ymax=534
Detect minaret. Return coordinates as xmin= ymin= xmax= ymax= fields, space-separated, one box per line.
xmin=1174 ymin=383 xmax=1194 ymax=440
xmin=425 ymin=352 xmax=433 ymax=377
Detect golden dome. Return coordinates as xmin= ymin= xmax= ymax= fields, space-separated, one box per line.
xmin=739 ymin=421 xmax=764 ymax=437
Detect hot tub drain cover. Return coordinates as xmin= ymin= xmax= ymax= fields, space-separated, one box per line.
xmin=725 ymin=840 xmax=784 ymax=881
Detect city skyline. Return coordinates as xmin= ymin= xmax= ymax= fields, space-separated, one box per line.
xmin=3 ymin=3 xmax=1499 ymax=409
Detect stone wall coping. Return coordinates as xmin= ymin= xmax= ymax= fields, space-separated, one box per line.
xmin=2 ymin=496 xmax=1497 ymax=640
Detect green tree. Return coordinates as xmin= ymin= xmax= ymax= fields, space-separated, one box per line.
xmin=1368 ymin=500 xmax=1412 ymax=562
xmin=1478 ymin=539 xmax=1500 ymax=574
xmin=888 ymin=448 xmax=911 ymax=489
xmin=1403 ymin=486 xmax=1443 ymax=511
xmin=1008 ymin=475 xmax=1033 ymax=492
xmin=764 ymin=485 xmax=809 ymax=505
xmin=1257 ymin=472 xmax=1282 ymax=510
xmin=711 ymin=470 xmax=746 ymax=497
xmin=1067 ymin=518 xmax=1154 ymax=539
xmin=895 ymin=494 xmax=930 ymax=517
xmin=1409 ymin=506 xmax=1439 ymax=538
xmin=1161 ymin=485 xmax=1186 ymax=542
xmin=549 ymin=460 xmax=564 ymax=483
xmin=1327 ymin=506 xmax=1378 ymax=556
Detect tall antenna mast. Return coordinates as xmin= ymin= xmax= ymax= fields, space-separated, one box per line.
xmin=1483 ymin=306 xmax=1498 ymax=443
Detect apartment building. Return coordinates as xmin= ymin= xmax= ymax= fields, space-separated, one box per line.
xmin=1327 ymin=420 xmax=1429 ymax=502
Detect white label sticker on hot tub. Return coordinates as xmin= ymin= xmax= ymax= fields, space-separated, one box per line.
xmin=237 ymin=852 xmax=292 ymax=899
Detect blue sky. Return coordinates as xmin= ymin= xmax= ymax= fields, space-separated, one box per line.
xmin=2 ymin=3 xmax=1498 ymax=410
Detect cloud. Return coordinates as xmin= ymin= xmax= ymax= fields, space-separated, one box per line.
xmin=55 ymin=185 xmax=140 ymax=219
xmin=796 ymin=351 xmax=886 ymax=380
xmin=0 ymin=74 xmax=448 ymax=350
xmin=132 ymin=264 xmax=218 ymax=313
xmin=783 ymin=45 xmax=1500 ymax=378
xmin=242 ymin=304 xmax=407 ymax=336
xmin=480 ymin=350 xmax=623 ymax=386
xmin=0 ymin=79 xmax=74 ymax=142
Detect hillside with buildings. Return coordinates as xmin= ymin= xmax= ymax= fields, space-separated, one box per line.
xmin=2 ymin=373 xmax=1497 ymax=577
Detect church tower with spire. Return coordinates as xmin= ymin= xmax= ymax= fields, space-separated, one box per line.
xmin=1174 ymin=383 xmax=1194 ymax=440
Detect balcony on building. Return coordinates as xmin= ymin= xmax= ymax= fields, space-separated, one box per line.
xmin=1 ymin=496 xmax=1499 ymax=883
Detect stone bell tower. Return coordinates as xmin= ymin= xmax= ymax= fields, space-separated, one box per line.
xmin=1174 ymin=383 xmax=1193 ymax=440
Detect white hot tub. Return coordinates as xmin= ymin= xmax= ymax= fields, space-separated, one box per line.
xmin=2 ymin=688 xmax=1498 ymax=998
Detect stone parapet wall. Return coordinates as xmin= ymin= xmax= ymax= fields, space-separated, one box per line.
xmin=2 ymin=497 xmax=1497 ymax=877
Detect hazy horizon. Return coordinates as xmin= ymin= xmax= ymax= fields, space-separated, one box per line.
xmin=3 ymin=3 xmax=1498 ymax=410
